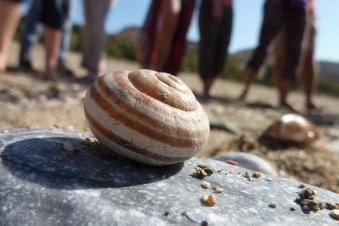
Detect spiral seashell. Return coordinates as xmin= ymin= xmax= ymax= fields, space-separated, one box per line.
xmin=83 ymin=69 xmax=210 ymax=165
xmin=263 ymin=114 xmax=321 ymax=145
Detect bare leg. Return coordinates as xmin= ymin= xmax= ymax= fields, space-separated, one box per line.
xmin=238 ymin=67 xmax=257 ymax=101
xmin=273 ymin=34 xmax=297 ymax=112
xmin=0 ymin=1 xmax=21 ymax=71
xmin=301 ymin=26 xmax=318 ymax=112
xmin=43 ymin=26 xmax=62 ymax=80
xmin=150 ymin=0 xmax=181 ymax=71
xmin=203 ymin=77 xmax=215 ymax=98
xmin=302 ymin=50 xmax=317 ymax=111
xmin=81 ymin=0 xmax=111 ymax=84
xmin=278 ymin=78 xmax=298 ymax=112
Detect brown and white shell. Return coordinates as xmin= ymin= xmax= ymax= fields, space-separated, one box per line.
xmin=263 ymin=114 xmax=321 ymax=146
xmin=83 ymin=69 xmax=210 ymax=165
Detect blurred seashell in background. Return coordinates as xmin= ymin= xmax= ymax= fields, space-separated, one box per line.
xmin=263 ymin=114 xmax=323 ymax=149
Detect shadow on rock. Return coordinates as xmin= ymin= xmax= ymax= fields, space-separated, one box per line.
xmin=1 ymin=136 xmax=183 ymax=190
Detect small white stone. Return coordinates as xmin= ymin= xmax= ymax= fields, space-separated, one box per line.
xmin=213 ymin=185 xmax=224 ymax=193
xmin=330 ymin=209 xmax=339 ymax=220
xmin=201 ymin=181 xmax=211 ymax=189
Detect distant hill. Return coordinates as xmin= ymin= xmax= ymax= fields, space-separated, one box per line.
xmin=319 ymin=61 xmax=339 ymax=82
xmin=114 ymin=26 xmax=140 ymax=42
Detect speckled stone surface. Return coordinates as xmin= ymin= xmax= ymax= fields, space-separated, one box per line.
xmin=0 ymin=129 xmax=338 ymax=226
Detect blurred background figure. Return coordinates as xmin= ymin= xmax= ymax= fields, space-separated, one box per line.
xmin=199 ymin=0 xmax=233 ymax=98
xmin=19 ymin=0 xmax=74 ymax=77
xmin=0 ymin=0 xmax=71 ymax=81
xmin=238 ymin=0 xmax=307 ymax=111
xmin=80 ymin=0 xmax=113 ymax=84
xmin=273 ymin=0 xmax=318 ymax=112
xmin=138 ymin=0 xmax=196 ymax=75
xmin=0 ymin=0 xmax=21 ymax=72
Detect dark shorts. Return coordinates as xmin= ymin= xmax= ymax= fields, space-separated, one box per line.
xmin=247 ymin=0 xmax=306 ymax=81
xmin=40 ymin=0 xmax=70 ymax=30
xmin=199 ymin=0 xmax=233 ymax=80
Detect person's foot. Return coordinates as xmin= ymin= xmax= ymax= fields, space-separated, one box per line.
xmin=43 ymin=71 xmax=58 ymax=82
xmin=0 ymin=56 xmax=6 ymax=72
xmin=279 ymin=101 xmax=298 ymax=113
xmin=78 ymin=73 xmax=97 ymax=85
xmin=57 ymin=61 xmax=74 ymax=78
xmin=203 ymin=78 xmax=214 ymax=100
xmin=19 ymin=53 xmax=37 ymax=73
xmin=305 ymin=102 xmax=321 ymax=113
xmin=238 ymin=89 xmax=248 ymax=102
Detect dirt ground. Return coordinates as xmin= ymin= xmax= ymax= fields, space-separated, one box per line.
xmin=1 ymin=44 xmax=338 ymax=193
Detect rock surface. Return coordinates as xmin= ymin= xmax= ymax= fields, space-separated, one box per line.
xmin=0 ymin=129 xmax=338 ymax=226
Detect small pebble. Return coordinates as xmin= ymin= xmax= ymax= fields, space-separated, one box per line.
xmin=252 ymin=171 xmax=261 ymax=178
xmin=329 ymin=209 xmax=339 ymax=220
xmin=269 ymin=202 xmax=277 ymax=208
xmin=197 ymin=165 xmax=214 ymax=176
xmin=224 ymin=159 xmax=239 ymax=166
xmin=201 ymin=220 xmax=208 ymax=226
xmin=325 ymin=202 xmax=337 ymax=210
xmin=298 ymin=184 xmax=305 ymax=189
xmin=244 ymin=172 xmax=252 ymax=181
xmin=62 ymin=141 xmax=75 ymax=152
xmin=201 ymin=181 xmax=211 ymax=189
xmin=54 ymin=155 xmax=65 ymax=161
xmin=196 ymin=167 xmax=208 ymax=178
xmin=319 ymin=202 xmax=325 ymax=210
xmin=213 ymin=185 xmax=224 ymax=193
xmin=201 ymin=194 xmax=217 ymax=207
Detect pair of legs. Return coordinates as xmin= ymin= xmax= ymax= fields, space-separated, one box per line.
xmin=274 ymin=24 xmax=318 ymax=112
xmin=199 ymin=1 xmax=233 ymax=97
xmin=239 ymin=0 xmax=306 ymax=111
xmin=0 ymin=0 xmax=69 ymax=80
xmin=81 ymin=0 xmax=112 ymax=84
xmin=20 ymin=0 xmax=74 ymax=76
xmin=43 ymin=28 xmax=63 ymax=80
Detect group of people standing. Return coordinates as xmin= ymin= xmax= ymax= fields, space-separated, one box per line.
xmin=0 ymin=0 xmax=318 ymax=112
xmin=138 ymin=0 xmax=317 ymax=112
xmin=0 ymin=0 xmax=115 ymax=83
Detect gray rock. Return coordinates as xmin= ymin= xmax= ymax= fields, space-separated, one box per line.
xmin=0 ymin=129 xmax=338 ymax=226
xmin=212 ymin=152 xmax=277 ymax=175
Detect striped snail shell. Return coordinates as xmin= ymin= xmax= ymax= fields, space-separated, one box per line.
xmin=264 ymin=114 xmax=321 ymax=146
xmin=83 ymin=70 xmax=210 ymax=165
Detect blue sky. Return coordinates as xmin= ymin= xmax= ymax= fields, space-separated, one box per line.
xmin=72 ymin=0 xmax=339 ymax=62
